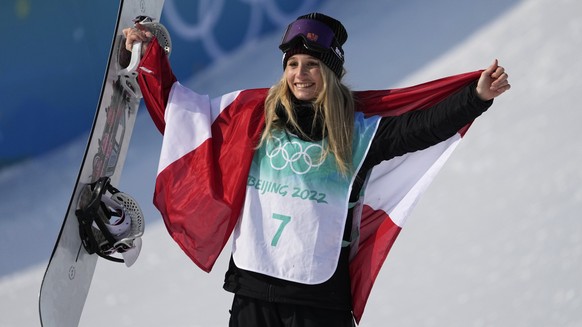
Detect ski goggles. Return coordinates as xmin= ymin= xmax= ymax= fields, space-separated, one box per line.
xmin=279 ymin=19 xmax=342 ymax=58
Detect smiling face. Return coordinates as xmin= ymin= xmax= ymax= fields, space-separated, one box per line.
xmin=285 ymin=54 xmax=323 ymax=101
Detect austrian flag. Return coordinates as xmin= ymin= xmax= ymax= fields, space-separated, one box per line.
xmin=306 ymin=32 xmax=319 ymax=42
xmin=137 ymin=39 xmax=482 ymax=323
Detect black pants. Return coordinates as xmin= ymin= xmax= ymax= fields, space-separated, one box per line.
xmin=229 ymin=295 xmax=356 ymax=327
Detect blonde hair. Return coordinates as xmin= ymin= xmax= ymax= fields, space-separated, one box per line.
xmin=260 ymin=62 xmax=355 ymax=175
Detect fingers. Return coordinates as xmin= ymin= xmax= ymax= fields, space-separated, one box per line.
xmin=491 ymin=69 xmax=510 ymax=92
xmin=123 ymin=27 xmax=152 ymax=52
xmin=476 ymin=59 xmax=511 ymax=100
xmin=492 ymin=77 xmax=511 ymax=95
xmin=489 ymin=72 xmax=511 ymax=97
xmin=487 ymin=59 xmax=510 ymax=91
xmin=491 ymin=65 xmax=505 ymax=80
xmin=491 ymin=72 xmax=509 ymax=88
xmin=483 ymin=59 xmax=504 ymax=79
xmin=484 ymin=58 xmax=499 ymax=75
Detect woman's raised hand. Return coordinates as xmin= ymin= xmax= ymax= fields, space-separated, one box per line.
xmin=476 ymin=59 xmax=511 ymax=101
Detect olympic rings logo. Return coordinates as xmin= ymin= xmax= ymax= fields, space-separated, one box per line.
xmin=266 ymin=135 xmax=326 ymax=175
xmin=163 ymin=0 xmax=323 ymax=60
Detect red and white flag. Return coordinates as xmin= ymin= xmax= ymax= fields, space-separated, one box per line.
xmin=138 ymin=40 xmax=482 ymax=323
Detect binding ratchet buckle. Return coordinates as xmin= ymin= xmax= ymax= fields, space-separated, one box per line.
xmin=76 ymin=177 xmax=145 ymax=267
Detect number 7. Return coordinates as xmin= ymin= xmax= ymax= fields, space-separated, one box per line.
xmin=271 ymin=214 xmax=291 ymax=247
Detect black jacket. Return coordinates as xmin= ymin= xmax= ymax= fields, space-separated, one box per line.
xmin=223 ymin=82 xmax=492 ymax=310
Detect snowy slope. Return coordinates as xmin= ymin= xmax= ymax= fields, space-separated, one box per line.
xmin=2 ymin=0 xmax=582 ymax=326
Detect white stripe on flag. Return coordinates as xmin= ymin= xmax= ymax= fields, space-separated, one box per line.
xmin=365 ymin=134 xmax=462 ymax=227
xmin=159 ymin=82 xmax=240 ymax=174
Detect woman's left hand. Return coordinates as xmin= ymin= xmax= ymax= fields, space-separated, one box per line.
xmin=476 ymin=59 xmax=511 ymax=101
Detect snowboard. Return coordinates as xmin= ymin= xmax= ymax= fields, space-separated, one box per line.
xmin=39 ymin=1 xmax=166 ymax=326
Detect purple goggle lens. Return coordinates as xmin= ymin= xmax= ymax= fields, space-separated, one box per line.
xmin=279 ymin=19 xmax=337 ymax=53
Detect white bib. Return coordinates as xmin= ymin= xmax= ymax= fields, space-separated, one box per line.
xmin=232 ymin=113 xmax=379 ymax=284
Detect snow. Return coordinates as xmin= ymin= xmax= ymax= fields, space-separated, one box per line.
xmin=2 ymin=0 xmax=582 ymax=326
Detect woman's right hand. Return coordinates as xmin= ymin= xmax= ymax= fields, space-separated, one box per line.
xmin=122 ymin=27 xmax=153 ymax=54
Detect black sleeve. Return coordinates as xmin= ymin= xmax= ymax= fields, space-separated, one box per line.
xmin=363 ymin=82 xmax=493 ymax=169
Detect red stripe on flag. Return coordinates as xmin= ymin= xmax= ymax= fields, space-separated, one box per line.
xmin=350 ymin=206 xmax=402 ymax=323
xmin=355 ymin=71 xmax=484 ymax=117
xmin=154 ymin=89 xmax=267 ymax=272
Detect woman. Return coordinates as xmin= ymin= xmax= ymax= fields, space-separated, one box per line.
xmin=124 ymin=12 xmax=509 ymax=327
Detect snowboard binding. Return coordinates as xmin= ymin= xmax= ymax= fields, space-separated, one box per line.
xmin=76 ymin=177 xmax=145 ymax=267
xmin=119 ymin=15 xmax=172 ymax=98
